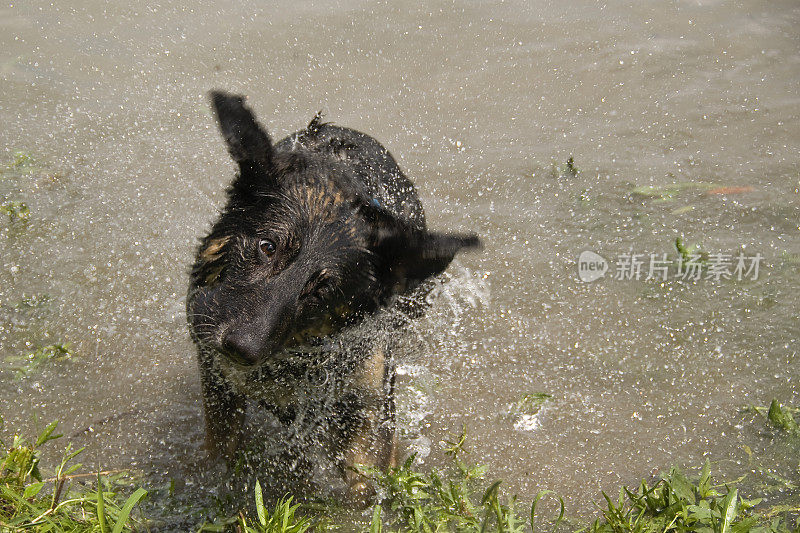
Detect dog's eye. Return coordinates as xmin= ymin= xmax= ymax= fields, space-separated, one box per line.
xmin=259 ymin=239 xmax=277 ymax=258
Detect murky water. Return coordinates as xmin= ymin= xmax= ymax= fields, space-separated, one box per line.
xmin=2 ymin=0 xmax=798 ymax=528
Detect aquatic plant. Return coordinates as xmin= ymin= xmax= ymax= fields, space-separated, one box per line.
xmin=747 ymin=400 xmax=800 ymax=438
xmin=0 ymin=201 xmax=29 ymax=222
xmin=630 ymin=181 xmax=719 ymax=203
xmin=9 ymin=151 xmax=36 ymax=172
xmin=675 ymin=235 xmax=707 ymax=266
xmin=5 ymin=343 xmax=74 ymax=380
xmin=549 ymin=156 xmax=580 ymax=180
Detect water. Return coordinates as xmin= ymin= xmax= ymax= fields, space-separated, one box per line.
xmin=1 ymin=0 xmax=798 ymax=527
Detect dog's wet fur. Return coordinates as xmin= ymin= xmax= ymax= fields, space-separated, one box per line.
xmin=187 ymin=91 xmax=480 ymax=501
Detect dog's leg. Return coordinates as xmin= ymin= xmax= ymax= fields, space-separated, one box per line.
xmin=198 ymin=350 xmax=246 ymax=460
xmin=339 ymin=343 xmax=397 ymax=503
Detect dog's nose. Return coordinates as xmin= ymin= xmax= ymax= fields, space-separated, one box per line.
xmin=221 ymin=331 xmax=262 ymax=366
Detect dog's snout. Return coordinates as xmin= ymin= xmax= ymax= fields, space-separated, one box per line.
xmin=221 ymin=330 xmax=262 ymax=366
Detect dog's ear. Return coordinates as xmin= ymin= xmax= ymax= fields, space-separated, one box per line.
xmin=210 ymin=90 xmax=276 ymax=194
xmin=363 ymin=204 xmax=482 ymax=291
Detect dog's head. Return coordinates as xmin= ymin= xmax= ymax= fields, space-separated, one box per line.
xmin=187 ymin=91 xmax=480 ymax=367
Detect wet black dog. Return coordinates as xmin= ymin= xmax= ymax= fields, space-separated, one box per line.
xmin=186 ymin=91 xmax=480 ymax=499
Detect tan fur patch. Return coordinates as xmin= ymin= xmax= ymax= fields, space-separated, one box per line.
xmin=354 ymin=343 xmax=385 ymax=390
xmin=200 ymin=236 xmax=230 ymax=285
xmin=291 ymin=183 xmax=348 ymax=225
xmin=200 ymin=236 xmax=230 ymax=262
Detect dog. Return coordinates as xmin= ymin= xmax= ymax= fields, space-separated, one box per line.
xmin=186 ymin=91 xmax=480 ymax=500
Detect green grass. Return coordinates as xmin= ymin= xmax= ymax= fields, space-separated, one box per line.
xmin=359 ymin=426 xmax=560 ymax=533
xmin=0 ymin=419 xmax=147 ymax=531
xmin=198 ymin=486 xmax=313 ymax=533
xmin=214 ymin=401 xmax=799 ymax=532
xmin=2 ymin=401 xmax=798 ymax=532
xmin=582 ymin=462 xmax=797 ymax=533
xmin=365 ymin=415 xmax=797 ymax=533
xmin=196 ymin=404 xmax=798 ymax=533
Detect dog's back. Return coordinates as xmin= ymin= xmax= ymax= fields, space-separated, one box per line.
xmin=276 ymin=118 xmax=426 ymax=233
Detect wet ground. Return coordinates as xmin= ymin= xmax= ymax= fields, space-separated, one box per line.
xmin=1 ymin=0 xmax=799 ymax=528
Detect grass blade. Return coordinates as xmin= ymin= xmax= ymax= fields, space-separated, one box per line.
xmin=254 ymin=480 xmax=267 ymax=526
xmin=370 ymin=505 xmax=383 ymax=533
xmin=720 ymin=488 xmax=738 ymax=533
xmin=111 ymin=487 xmax=148 ymax=533
xmin=97 ymin=472 xmax=108 ymax=533
xmin=35 ymin=420 xmax=61 ymax=446
xmin=531 ymin=490 xmax=566 ymax=533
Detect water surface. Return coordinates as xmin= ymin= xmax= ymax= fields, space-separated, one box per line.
xmin=1 ymin=0 xmax=798 ymax=527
